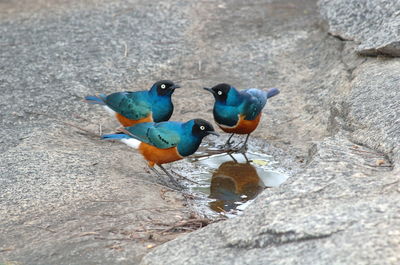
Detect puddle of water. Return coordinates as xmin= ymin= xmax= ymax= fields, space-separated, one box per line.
xmin=182 ymin=151 xmax=289 ymax=216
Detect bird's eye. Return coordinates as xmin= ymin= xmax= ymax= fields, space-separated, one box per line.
xmin=161 ymin=84 xmax=166 ymax=89
xmin=217 ymin=91 xmax=223 ymax=96
xmin=200 ymin=125 xmax=205 ymax=130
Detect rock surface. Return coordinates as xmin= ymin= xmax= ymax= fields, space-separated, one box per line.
xmin=1 ymin=0 xmax=399 ymax=264
xmin=319 ymin=0 xmax=400 ymax=56
xmin=142 ymin=0 xmax=400 ymax=265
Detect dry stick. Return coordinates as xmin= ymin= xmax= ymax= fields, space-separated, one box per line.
xmin=94 ymin=237 xmax=133 ymax=241
xmin=349 ymin=147 xmax=383 ymax=156
xmin=131 ymin=178 xmax=185 ymax=193
xmin=26 ymin=111 xmax=99 ymax=138
xmin=170 ymin=169 xmax=200 ymax=185
xmin=122 ymin=41 xmax=128 ymax=57
xmin=275 ymin=115 xmax=301 ymax=125
xmin=190 ymin=149 xmax=235 ymax=160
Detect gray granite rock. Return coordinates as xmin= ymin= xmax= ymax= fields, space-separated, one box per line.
xmin=319 ymin=0 xmax=400 ymax=56
xmin=1 ymin=0 xmax=400 ymax=264
xmin=142 ymin=137 xmax=400 ymax=265
xmin=142 ymin=1 xmax=400 ymax=264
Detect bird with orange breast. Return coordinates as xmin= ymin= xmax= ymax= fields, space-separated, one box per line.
xmin=101 ymin=119 xmax=218 ymax=186
xmin=84 ymin=80 xmax=180 ymax=127
xmin=203 ymin=83 xmax=279 ymax=152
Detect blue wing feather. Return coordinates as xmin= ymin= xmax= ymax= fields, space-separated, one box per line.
xmin=101 ymin=133 xmax=130 ymax=140
xmin=84 ymin=94 xmax=106 ymax=105
xmin=241 ymin=89 xmax=267 ymax=120
xmin=241 ymin=88 xmax=279 ymax=120
xmin=266 ymin=88 xmax=280 ymax=98
xmin=123 ymin=122 xmax=181 ymax=149
xmin=103 ymin=91 xmax=151 ymax=120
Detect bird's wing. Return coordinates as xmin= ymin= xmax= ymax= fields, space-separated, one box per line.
xmin=103 ymin=91 xmax=151 ymax=120
xmin=242 ymin=89 xmax=268 ymax=120
xmin=124 ymin=122 xmax=180 ymax=149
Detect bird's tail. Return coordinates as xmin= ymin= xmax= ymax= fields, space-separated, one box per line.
xmin=266 ymin=88 xmax=280 ymax=99
xmin=101 ymin=133 xmax=140 ymax=149
xmin=101 ymin=133 xmax=130 ymax=140
xmin=84 ymin=94 xmax=106 ymax=105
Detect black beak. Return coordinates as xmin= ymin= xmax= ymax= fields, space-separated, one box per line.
xmin=203 ymin=87 xmax=214 ymax=94
xmin=207 ymin=131 xmax=219 ymax=136
xmin=172 ymin=84 xmax=181 ymax=89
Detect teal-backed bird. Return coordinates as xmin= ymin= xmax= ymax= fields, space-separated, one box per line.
xmin=84 ymin=80 xmax=179 ymax=127
xmin=102 ymin=119 xmax=218 ymax=185
xmin=203 ymin=83 xmax=279 ymax=152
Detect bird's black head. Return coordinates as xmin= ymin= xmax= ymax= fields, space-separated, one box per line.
xmin=192 ymin=119 xmax=219 ymax=138
xmin=203 ymin=83 xmax=231 ymax=103
xmin=151 ymin=80 xmax=180 ymax=96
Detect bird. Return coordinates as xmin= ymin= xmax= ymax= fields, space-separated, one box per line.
xmin=84 ymin=80 xmax=180 ymax=127
xmin=102 ymin=119 xmax=218 ymax=186
xmin=203 ymin=83 xmax=279 ymax=152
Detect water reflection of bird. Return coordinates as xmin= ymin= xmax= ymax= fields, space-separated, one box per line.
xmin=209 ymin=161 xmax=265 ymax=213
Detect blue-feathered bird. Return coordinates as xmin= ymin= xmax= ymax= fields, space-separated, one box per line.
xmin=84 ymin=80 xmax=180 ymax=127
xmin=203 ymin=83 xmax=279 ymax=151
xmin=102 ymin=119 xmax=218 ymax=185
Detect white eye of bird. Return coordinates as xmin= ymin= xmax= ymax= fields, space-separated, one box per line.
xmin=200 ymin=125 xmax=205 ymax=130
xmin=217 ymin=91 xmax=222 ymax=95
xmin=161 ymin=84 xmax=166 ymax=89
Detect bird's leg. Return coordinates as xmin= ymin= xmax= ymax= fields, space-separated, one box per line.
xmin=148 ymin=166 xmax=171 ymax=186
xmin=149 ymin=166 xmax=162 ymax=176
xmin=228 ymin=152 xmax=238 ymax=163
xmin=158 ymin=164 xmax=184 ymax=190
xmin=241 ymin=152 xmax=250 ymax=163
xmin=236 ymin=134 xmax=251 ymax=154
xmin=223 ymin=133 xmax=235 ymax=150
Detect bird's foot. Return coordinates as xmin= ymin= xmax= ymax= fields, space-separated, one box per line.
xmin=221 ymin=142 xmax=234 ymax=151
xmin=150 ymin=166 xmax=184 ymax=191
xmin=234 ymin=144 xmax=248 ymax=154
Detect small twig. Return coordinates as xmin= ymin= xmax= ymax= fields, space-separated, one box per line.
xmin=94 ymin=237 xmax=133 ymax=241
xmin=216 ymin=206 xmax=227 ymax=213
xmin=381 ymin=180 xmax=400 ymax=189
xmin=349 ymin=147 xmax=382 ymax=156
xmin=99 ymin=123 xmax=103 ymax=136
xmin=0 ymin=247 xmax=14 ymax=252
xmin=275 ymin=115 xmax=301 ymax=125
xmin=170 ymin=169 xmax=200 ymax=184
xmin=77 ymin=232 xmax=100 ymax=237
xmin=190 ymin=149 xmax=234 ymax=160
xmin=122 ymin=41 xmax=128 ymax=57
xmin=365 ymin=164 xmax=392 ymax=168
xmin=88 ymin=199 xmax=132 ymax=203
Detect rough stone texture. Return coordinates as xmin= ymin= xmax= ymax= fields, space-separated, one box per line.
xmin=142 ymin=137 xmax=400 ymax=265
xmin=142 ymin=0 xmax=400 ymax=265
xmin=319 ymin=0 xmax=400 ymax=56
xmin=1 ymin=0 xmax=400 ymax=264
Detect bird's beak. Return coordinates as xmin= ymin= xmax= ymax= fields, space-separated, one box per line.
xmin=203 ymin=87 xmax=214 ymax=94
xmin=207 ymin=131 xmax=219 ymax=136
xmin=172 ymin=84 xmax=181 ymax=89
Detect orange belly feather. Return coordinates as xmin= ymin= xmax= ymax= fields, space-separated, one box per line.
xmin=115 ymin=113 xmax=153 ymax=127
xmin=138 ymin=142 xmax=183 ymax=167
xmin=218 ymin=113 xmax=261 ymax=134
